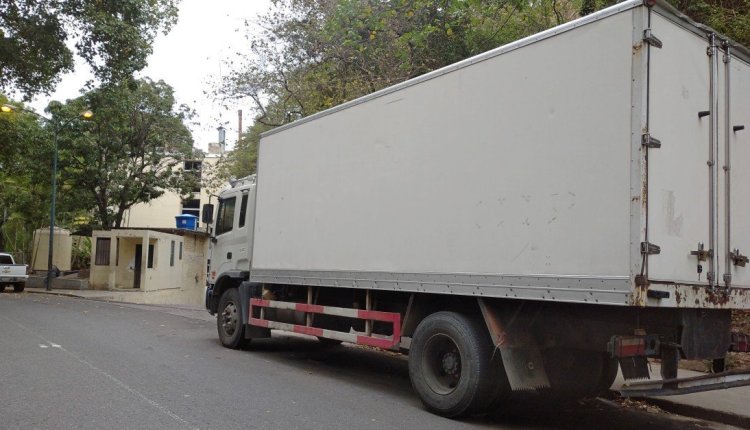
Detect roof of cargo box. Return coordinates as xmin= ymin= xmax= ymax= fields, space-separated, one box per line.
xmin=261 ymin=0 xmax=750 ymax=139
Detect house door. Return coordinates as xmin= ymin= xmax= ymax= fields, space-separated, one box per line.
xmin=134 ymin=245 xmax=142 ymax=289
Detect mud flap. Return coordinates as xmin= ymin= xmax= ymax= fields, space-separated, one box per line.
xmin=618 ymin=356 xmax=650 ymax=380
xmin=239 ymin=282 xmax=270 ymax=339
xmin=478 ymin=299 xmax=550 ymax=391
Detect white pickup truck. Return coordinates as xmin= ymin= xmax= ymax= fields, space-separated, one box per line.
xmin=0 ymin=253 xmax=27 ymax=292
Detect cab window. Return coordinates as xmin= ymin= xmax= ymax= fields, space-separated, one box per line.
xmin=215 ymin=197 xmax=236 ymax=236
xmin=239 ymin=194 xmax=249 ymax=228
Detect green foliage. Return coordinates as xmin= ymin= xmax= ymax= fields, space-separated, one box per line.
xmin=57 ymin=78 xmax=195 ymax=229
xmin=71 ymin=236 xmax=91 ymax=270
xmin=0 ymin=94 xmax=53 ymax=253
xmin=670 ymin=0 xmax=750 ymax=47
xmin=0 ymin=0 xmax=179 ymax=98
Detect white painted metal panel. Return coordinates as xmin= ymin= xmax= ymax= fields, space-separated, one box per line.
xmin=253 ymin=12 xmax=634 ymax=281
xmin=647 ymin=14 xmax=711 ymax=284
xmin=726 ymin=58 xmax=750 ymax=287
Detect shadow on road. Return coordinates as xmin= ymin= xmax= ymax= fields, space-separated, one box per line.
xmin=221 ymin=334 xmax=725 ymax=430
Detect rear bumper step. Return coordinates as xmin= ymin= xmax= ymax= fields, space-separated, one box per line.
xmin=619 ymin=369 xmax=750 ymax=397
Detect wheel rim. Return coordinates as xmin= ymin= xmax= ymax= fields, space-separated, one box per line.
xmin=221 ymin=301 xmax=238 ymax=336
xmin=422 ymin=333 xmax=462 ymax=395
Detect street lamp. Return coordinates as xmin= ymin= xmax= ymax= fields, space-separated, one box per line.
xmin=1 ymin=103 xmax=93 ymax=291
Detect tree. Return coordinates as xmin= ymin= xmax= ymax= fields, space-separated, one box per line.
xmin=0 ymin=95 xmax=54 ymax=254
xmin=0 ymin=0 xmax=179 ymax=98
xmin=56 ymin=79 xmax=196 ymax=229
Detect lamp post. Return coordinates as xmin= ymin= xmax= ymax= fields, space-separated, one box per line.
xmin=1 ymin=104 xmax=93 ymax=291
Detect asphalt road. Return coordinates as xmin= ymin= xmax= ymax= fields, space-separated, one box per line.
xmin=0 ymin=293 xmax=739 ymax=430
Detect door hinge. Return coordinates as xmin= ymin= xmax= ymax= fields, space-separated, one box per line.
xmin=730 ymin=249 xmax=749 ymax=267
xmin=690 ymin=243 xmax=712 ymax=261
xmin=641 ymin=133 xmax=661 ymax=148
xmin=643 ymin=29 xmax=663 ymax=48
xmin=641 ymin=242 xmax=661 ymax=255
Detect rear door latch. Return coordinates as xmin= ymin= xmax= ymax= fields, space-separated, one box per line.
xmin=731 ymin=249 xmax=749 ymax=267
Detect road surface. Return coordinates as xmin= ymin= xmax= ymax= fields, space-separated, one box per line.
xmin=0 ymin=293 xmax=738 ymax=429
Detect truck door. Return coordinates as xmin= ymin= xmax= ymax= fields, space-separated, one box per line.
xmin=211 ymin=188 xmax=254 ymax=281
xmin=646 ymin=13 xmax=713 ymax=286
xmin=721 ymin=55 xmax=750 ymax=287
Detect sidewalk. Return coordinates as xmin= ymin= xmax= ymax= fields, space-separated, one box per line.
xmin=614 ymin=364 xmax=750 ymax=428
xmin=23 ymin=287 xmax=214 ymax=322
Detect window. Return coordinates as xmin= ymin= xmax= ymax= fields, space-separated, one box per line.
xmin=0 ymin=255 xmax=12 ymax=264
xmin=95 ymin=238 xmax=111 ymax=265
xmin=239 ymin=194 xmax=248 ymax=228
xmin=215 ymin=197 xmax=236 ymax=236
xmin=182 ymin=198 xmax=200 ymax=218
xmin=170 ymin=241 xmax=175 ymax=266
xmin=184 ymin=161 xmax=202 ymax=193
xmin=179 ymin=242 xmax=183 ymax=260
xmin=183 ymin=160 xmax=202 ymax=172
xmin=147 ymin=244 xmax=154 ymax=268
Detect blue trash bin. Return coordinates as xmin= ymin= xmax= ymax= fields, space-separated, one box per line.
xmin=175 ymin=214 xmax=198 ymax=230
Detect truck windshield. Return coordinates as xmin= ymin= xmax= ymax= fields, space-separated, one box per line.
xmin=215 ymin=197 xmax=236 ymax=236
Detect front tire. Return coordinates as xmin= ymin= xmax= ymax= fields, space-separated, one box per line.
xmin=409 ymin=311 xmax=499 ymax=418
xmin=217 ymin=288 xmax=249 ymax=349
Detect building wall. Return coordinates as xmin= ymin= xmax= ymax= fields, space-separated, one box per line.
xmin=90 ymin=229 xmax=208 ymax=306
xmin=122 ymin=155 xmax=223 ymax=230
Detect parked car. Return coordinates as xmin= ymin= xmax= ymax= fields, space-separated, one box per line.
xmin=0 ymin=253 xmax=27 ymax=292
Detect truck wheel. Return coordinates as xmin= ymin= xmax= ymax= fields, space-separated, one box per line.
xmin=217 ymin=288 xmax=249 ymax=349
xmin=0 ymin=284 xmax=5 ymax=292
xmin=13 ymin=283 xmax=24 ymax=293
xmin=409 ymin=312 xmax=497 ymax=417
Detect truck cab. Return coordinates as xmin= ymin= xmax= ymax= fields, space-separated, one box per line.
xmin=204 ymin=175 xmax=256 ymax=314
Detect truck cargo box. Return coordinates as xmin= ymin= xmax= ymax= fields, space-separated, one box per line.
xmin=250 ymin=0 xmax=750 ymax=310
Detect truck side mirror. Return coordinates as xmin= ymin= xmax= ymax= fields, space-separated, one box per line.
xmin=202 ymin=203 xmax=215 ymax=224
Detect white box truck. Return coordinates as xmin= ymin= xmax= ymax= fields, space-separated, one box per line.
xmin=204 ymin=0 xmax=750 ymax=417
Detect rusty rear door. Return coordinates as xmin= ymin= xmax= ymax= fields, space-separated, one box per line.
xmin=646 ymin=12 xmax=713 ymax=287
xmin=722 ymin=54 xmax=750 ymax=288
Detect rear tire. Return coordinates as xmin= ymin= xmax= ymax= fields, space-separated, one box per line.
xmin=217 ymin=288 xmax=250 ymax=349
xmin=13 ymin=283 xmax=24 ymax=292
xmin=409 ymin=311 xmax=502 ymax=417
xmin=0 ymin=284 xmax=5 ymax=292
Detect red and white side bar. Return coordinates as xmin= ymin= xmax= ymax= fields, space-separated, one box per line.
xmin=248 ymin=298 xmax=401 ymax=349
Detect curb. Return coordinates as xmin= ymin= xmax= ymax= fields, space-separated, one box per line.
xmin=637 ymin=397 xmax=750 ymax=429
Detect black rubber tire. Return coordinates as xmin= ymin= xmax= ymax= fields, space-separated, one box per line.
xmin=217 ymin=288 xmax=249 ymax=349
xmin=13 ymin=283 xmax=24 ymax=293
xmin=409 ymin=311 xmax=499 ymax=418
xmin=0 ymin=284 xmax=5 ymax=292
